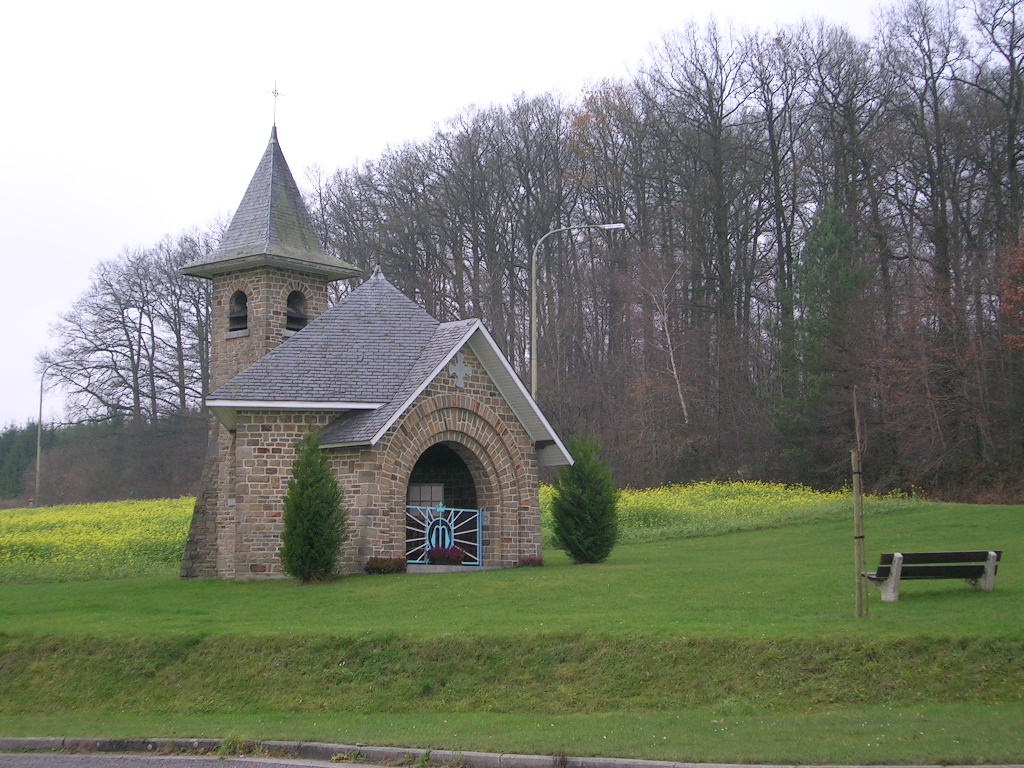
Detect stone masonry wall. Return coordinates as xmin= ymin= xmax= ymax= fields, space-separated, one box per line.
xmin=180 ymin=265 xmax=330 ymax=578
xmin=329 ymin=344 xmax=541 ymax=571
xmin=186 ymin=322 xmax=542 ymax=578
xmin=178 ymin=418 xmax=221 ymax=577
xmin=229 ymin=410 xmax=335 ymax=578
xmin=208 ymin=343 xmax=541 ymax=578
xmin=210 ymin=266 xmax=329 ymax=390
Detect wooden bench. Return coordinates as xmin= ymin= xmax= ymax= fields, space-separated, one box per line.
xmin=862 ymin=550 xmax=1002 ymax=602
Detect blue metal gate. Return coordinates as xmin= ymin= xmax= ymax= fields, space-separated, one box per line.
xmin=405 ymin=505 xmax=483 ymax=566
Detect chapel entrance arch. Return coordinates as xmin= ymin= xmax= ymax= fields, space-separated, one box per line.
xmin=405 ymin=442 xmax=486 ymax=565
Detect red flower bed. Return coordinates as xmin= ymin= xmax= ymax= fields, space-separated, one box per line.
xmin=426 ymin=546 xmax=465 ymax=565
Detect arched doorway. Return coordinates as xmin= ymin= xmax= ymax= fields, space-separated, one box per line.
xmin=405 ymin=443 xmax=482 ymax=565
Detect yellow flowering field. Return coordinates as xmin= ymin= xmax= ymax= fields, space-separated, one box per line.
xmin=1 ymin=483 xmax=917 ymax=581
xmin=0 ymin=497 xmax=193 ymax=582
xmin=541 ymin=481 xmax=916 ymax=544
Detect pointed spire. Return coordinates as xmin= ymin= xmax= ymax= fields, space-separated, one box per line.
xmin=182 ymin=127 xmax=362 ymax=280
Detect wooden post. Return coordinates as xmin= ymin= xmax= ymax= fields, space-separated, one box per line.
xmin=852 ymin=385 xmax=867 ymax=618
xmin=852 ymin=447 xmax=866 ymax=619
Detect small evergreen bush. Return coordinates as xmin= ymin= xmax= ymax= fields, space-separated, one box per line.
xmin=280 ymin=430 xmax=346 ymax=583
xmin=551 ymin=434 xmax=619 ymax=563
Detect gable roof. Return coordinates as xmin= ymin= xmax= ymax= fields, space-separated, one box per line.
xmin=182 ymin=127 xmax=362 ymax=281
xmin=318 ymin=318 xmax=477 ymax=447
xmin=319 ymin=321 xmax=572 ymax=467
xmin=207 ymin=269 xmax=438 ymax=404
xmin=206 ymin=270 xmax=572 ymax=467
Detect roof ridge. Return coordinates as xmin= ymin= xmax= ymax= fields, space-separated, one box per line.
xmin=263 ymin=126 xmax=276 ymax=253
xmin=342 ymin=271 xmax=438 ymax=321
xmin=317 ymin=320 xmax=479 ymax=448
xmin=384 ymin=326 xmax=450 ymax=405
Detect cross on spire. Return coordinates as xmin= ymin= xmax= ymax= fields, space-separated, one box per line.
xmin=270 ymin=81 xmax=282 ymax=126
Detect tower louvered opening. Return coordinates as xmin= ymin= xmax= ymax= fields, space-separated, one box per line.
xmin=286 ymin=290 xmax=308 ymax=331
xmin=228 ymin=290 xmax=248 ymax=331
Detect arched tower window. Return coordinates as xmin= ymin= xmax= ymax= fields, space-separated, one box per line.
xmin=286 ymin=290 xmax=308 ymax=331
xmin=228 ymin=290 xmax=248 ymax=332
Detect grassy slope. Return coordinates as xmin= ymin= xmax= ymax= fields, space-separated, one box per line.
xmin=1 ymin=499 xmax=1022 ymax=763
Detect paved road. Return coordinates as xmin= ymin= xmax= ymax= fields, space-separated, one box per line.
xmin=0 ymin=755 xmax=352 ymax=768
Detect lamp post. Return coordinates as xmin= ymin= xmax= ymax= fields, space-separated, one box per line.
xmin=35 ymin=361 xmax=59 ymax=507
xmin=530 ymin=223 xmax=625 ymax=400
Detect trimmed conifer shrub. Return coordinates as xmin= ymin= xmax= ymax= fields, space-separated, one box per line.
xmin=551 ymin=434 xmax=619 ymax=563
xmin=280 ymin=430 xmax=346 ymax=583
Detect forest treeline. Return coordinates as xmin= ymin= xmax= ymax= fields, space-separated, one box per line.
xmin=0 ymin=417 xmax=205 ymax=506
xmin=23 ymin=0 xmax=1024 ymax=501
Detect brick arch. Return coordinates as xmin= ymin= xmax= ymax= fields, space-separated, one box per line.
xmin=379 ymin=394 xmax=533 ymax=566
xmin=280 ymin=278 xmax=323 ymax=323
xmin=223 ymin=273 xmax=260 ymax=315
xmin=407 ymin=438 xmax=493 ymax=511
xmin=281 ymin=277 xmax=319 ymax=302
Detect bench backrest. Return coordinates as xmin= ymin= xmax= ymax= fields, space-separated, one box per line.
xmin=878 ymin=550 xmax=1002 ymax=565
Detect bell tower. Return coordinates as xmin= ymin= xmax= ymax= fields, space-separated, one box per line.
xmin=181 ymin=126 xmax=361 ymax=389
xmin=180 ymin=126 xmax=361 ymax=578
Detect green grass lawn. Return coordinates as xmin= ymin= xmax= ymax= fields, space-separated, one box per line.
xmin=1 ymin=494 xmax=1021 ymax=763
xmin=1 ymin=500 xmax=1019 ymax=638
xmin=2 ymin=706 xmax=1022 ymax=765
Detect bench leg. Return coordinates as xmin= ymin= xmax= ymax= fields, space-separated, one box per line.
xmin=966 ymin=551 xmax=998 ymax=592
xmin=880 ymin=553 xmax=902 ymax=602
xmin=865 ymin=553 xmax=903 ymax=602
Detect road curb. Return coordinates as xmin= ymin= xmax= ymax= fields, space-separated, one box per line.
xmin=1 ymin=736 xmax=1022 ymax=768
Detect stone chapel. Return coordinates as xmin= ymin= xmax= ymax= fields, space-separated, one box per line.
xmin=179 ymin=127 xmax=571 ymax=579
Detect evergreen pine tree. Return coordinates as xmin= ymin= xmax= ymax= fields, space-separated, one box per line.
xmin=0 ymin=425 xmax=35 ymax=499
xmin=769 ymin=203 xmax=869 ymax=483
xmin=280 ymin=430 xmax=346 ymax=583
xmin=551 ymin=434 xmax=619 ymax=563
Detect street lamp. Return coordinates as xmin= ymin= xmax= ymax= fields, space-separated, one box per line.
xmin=35 ymin=361 xmax=59 ymax=507
xmin=530 ymin=222 xmax=625 ymax=400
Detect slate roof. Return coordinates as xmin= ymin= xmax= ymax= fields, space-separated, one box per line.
xmin=319 ymin=318 xmax=477 ymax=445
xmin=208 ymin=269 xmax=450 ymax=404
xmin=182 ymin=126 xmax=362 ymax=280
xmin=206 ymin=268 xmax=571 ymax=464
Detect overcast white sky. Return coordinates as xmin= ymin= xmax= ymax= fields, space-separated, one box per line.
xmin=0 ymin=0 xmax=877 ymax=427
